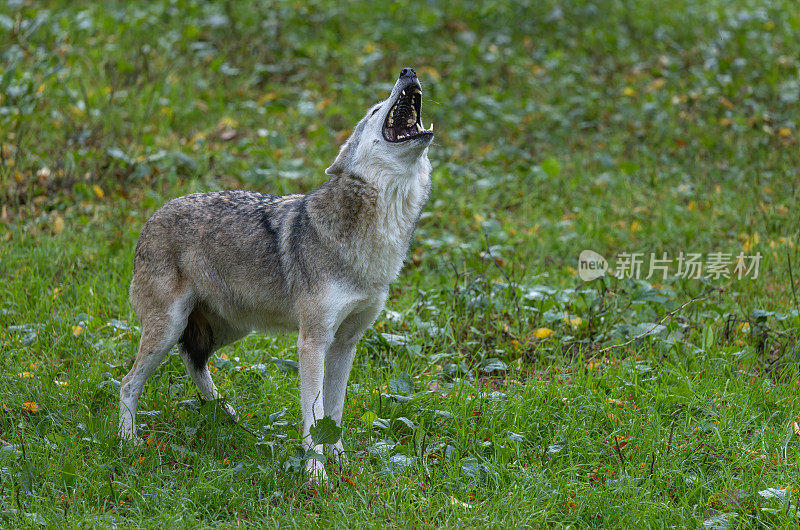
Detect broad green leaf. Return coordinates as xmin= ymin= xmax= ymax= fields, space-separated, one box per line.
xmin=270 ymin=357 xmax=299 ymax=372
xmin=480 ymin=358 xmax=508 ymax=373
xmin=360 ymin=411 xmax=378 ymax=425
xmin=388 ymin=371 xmax=414 ymax=394
xmin=310 ymin=416 xmax=341 ymax=445
xmin=541 ymin=157 xmax=561 ymax=177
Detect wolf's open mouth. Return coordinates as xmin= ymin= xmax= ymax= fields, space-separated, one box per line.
xmin=383 ymin=83 xmax=433 ymax=143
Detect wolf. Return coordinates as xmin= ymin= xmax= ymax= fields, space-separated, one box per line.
xmin=118 ymin=67 xmax=434 ymax=479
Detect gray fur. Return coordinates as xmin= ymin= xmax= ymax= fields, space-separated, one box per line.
xmin=118 ymin=69 xmax=434 ymax=481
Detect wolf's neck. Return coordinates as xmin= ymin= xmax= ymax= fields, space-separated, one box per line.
xmin=306 ymin=165 xmax=430 ymax=282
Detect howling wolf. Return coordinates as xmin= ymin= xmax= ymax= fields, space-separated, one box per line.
xmin=119 ymin=67 xmax=434 ymax=480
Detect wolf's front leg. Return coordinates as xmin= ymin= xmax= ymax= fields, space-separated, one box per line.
xmin=323 ymin=306 xmax=381 ymax=459
xmin=323 ymin=338 xmax=359 ymax=458
xmin=297 ymin=328 xmax=332 ymax=481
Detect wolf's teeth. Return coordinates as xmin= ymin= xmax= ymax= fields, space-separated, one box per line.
xmin=401 ymin=89 xmax=406 ymax=96
xmin=416 ymin=123 xmax=423 ymax=132
xmin=429 ymin=122 xmax=433 ymax=131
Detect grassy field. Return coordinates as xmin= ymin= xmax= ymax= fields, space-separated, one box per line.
xmin=2 ymin=0 xmax=800 ymax=527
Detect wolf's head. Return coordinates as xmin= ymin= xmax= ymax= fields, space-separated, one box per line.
xmin=326 ymin=68 xmax=433 ymax=181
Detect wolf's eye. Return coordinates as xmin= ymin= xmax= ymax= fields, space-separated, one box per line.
xmin=369 ymin=108 xmax=380 ymax=117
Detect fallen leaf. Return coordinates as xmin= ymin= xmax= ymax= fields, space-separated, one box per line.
xmin=647 ymin=77 xmax=667 ymax=91
xmin=18 ymin=372 xmax=34 ymax=379
xmin=718 ymin=96 xmax=735 ymax=110
xmin=72 ymin=325 xmax=83 ymax=336
xmin=53 ymin=216 xmax=65 ymax=234
xmin=219 ymin=128 xmax=237 ymax=141
xmin=534 ymin=328 xmax=553 ymax=339
xmin=708 ymin=489 xmax=752 ymax=511
xmin=92 ymin=185 xmax=104 ymax=199
xmin=22 ymin=401 xmax=38 ymax=413
xmin=449 ymin=495 xmax=473 ymax=508
xmin=613 ymin=436 xmax=633 ymax=451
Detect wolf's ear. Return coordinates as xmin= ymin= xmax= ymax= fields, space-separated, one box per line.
xmin=325 ymin=139 xmax=351 ymax=176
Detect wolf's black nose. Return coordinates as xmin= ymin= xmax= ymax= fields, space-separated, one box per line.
xmin=400 ymin=67 xmax=416 ymax=79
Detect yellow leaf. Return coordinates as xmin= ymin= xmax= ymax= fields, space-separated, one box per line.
xmin=416 ymin=66 xmax=440 ymax=81
xmin=630 ymin=220 xmax=642 ymax=232
xmin=613 ymin=436 xmax=633 ymax=450
xmin=648 ymin=78 xmax=667 ymax=91
xmin=29 ymin=362 xmax=39 ymax=371
xmin=564 ymin=316 xmax=582 ymax=329
xmin=217 ymin=116 xmax=238 ymax=129
xmin=622 ymin=87 xmax=636 ymax=97
xmin=53 ymin=215 xmax=65 ymax=234
xmin=19 ymin=372 xmax=34 ymax=379
xmin=22 ymin=401 xmax=38 ymax=413
xmin=534 ymin=328 xmax=553 ymax=339
xmin=449 ymin=495 xmax=473 ymax=508
xmin=778 ymin=127 xmax=792 ymax=138
xmin=92 ymin=185 xmax=104 ymax=199
xmin=258 ymin=92 xmax=278 ymax=105
xmin=718 ymin=96 xmax=735 ymax=110
xmin=316 ymin=96 xmax=333 ymax=111
xmin=742 ymin=233 xmax=759 ymax=253
xmin=72 ymin=325 xmax=83 ymax=336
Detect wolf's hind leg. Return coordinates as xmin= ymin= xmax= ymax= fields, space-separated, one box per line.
xmin=119 ymin=293 xmax=193 ymax=441
xmin=178 ymin=308 xmax=245 ymax=419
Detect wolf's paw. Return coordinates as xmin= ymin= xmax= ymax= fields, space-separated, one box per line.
xmin=331 ymin=441 xmax=348 ymax=463
xmin=118 ymin=431 xmax=144 ymax=447
xmin=306 ymin=459 xmax=328 ymax=483
xmin=222 ymin=402 xmax=239 ymax=421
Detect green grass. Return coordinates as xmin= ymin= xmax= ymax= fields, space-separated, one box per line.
xmin=2 ymin=0 xmax=800 ymax=527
